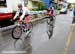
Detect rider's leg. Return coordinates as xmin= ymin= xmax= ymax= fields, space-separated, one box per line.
xmin=50 ymin=16 xmax=54 ymax=24
xmin=25 ymin=15 xmax=30 ymax=31
xmin=50 ymin=16 xmax=54 ymax=21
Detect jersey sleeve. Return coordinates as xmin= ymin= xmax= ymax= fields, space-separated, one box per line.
xmin=13 ymin=10 xmax=19 ymax=20
xmin=20 ymin=9 xmax=26 ymax=20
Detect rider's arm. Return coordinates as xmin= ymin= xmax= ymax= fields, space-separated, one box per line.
xmin=20 ymin=9 xmax=26 ymax=20
xmin=48 ymin=11 xmax=52 ymax=15
xmin=13 ymin=10 xmax=19 ymax=20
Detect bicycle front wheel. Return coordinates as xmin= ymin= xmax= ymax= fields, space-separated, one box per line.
xmin=12 ymin=26 xmax=22 ymax=39
xmin=29 ymin=22 xmax=33 ymax=32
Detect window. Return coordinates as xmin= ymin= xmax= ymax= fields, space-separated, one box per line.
xmin=0 ymin=0 xmax=7 ymax=7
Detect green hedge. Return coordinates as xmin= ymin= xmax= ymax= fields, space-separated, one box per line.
xmin=32 ymin=2 xmax=47 ymax=11
xmin=68 ymin=3 xmax=72 ymax=9
xmin=37 ymin=2 xmax=47 ymax=10
xmin=56 ymin=6 xmax=61 ymax=10
xmin=30 ymin=8 xmax=38 ymax=11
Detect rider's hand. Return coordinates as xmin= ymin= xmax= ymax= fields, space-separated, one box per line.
xmin=18 ymin=19 xmax=22 ymax=24
xmin=10 ymin=19 xmax=14 ymax=22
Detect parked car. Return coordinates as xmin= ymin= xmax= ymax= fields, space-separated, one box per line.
xmin=69 ymin=7 xmax=73 ymax=11
xmin=59 ymin=1 xmax=68 ymax=14
xmin=60 ymin=6 xmax=68 ymax=14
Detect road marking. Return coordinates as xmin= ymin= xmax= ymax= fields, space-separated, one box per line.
xmin=2 ymin=51 xmax=27 ymax=54
xmin=66 ymin=31 xmax=73 ymax=47
xmin=64 ymin=26 xmax=74 ymax=54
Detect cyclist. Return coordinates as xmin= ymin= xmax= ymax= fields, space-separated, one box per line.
xmin=13 ymin=3 xmax=31 ymax=32
xmin=72 ymin=7 xmax=75 ymax=24
xmin=46 ymin=6 xmax=55 ymax=39
xmin=46 ymin=6 xmax=54 ymax=22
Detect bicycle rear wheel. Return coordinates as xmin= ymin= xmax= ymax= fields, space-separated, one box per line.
xmin=47 ymin=30 xmax=53 ymax=39
xmin=12 ymin=26 xmax=22 ymax=39
xmin=47 ymin=24 xmax=54 ymax=39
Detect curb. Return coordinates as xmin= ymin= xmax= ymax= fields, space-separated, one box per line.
xmin=0 ymin=16 xmax=46 ymax=32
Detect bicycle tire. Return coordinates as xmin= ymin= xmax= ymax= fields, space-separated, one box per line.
xmin=48 ymin=30 xmax=53 ymax=39
xmin=47 ymin=23 xmax=54 ymax=39
xmin=12 ymin=26 xmax=22 ymax=39
xmin=47 ymin=28 xmax=53 ymax=39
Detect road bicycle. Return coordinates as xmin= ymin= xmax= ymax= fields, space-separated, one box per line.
xmin=11 ymin=19 xmax=33 ymax=40
xmin=46 ymin=16 xmax=56 ymax=39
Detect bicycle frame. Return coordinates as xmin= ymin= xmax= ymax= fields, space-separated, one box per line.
xmin=14 ymin=21 xmax=27 ymax=31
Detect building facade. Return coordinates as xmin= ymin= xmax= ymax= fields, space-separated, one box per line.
xmin=41 ymin=0 xmax=50 ymax=8
xmin=41 ymin=0 xmax=58 ymax=8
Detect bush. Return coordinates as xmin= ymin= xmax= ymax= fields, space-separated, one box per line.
xmin=56 ymin=6 xmax=61 ymax=10
xmin=68 ymin=3 xmax=72 ymax=9
xmin=12 ymin=10 xmax=16 ymax=17
xmin=30 ymin=8 xmax=38 ymax=11
xmin=37 ymin=2 xmax=47 ymax=10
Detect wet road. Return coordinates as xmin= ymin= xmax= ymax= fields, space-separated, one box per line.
xmin=32 ymin=11 xmax=75 ymax=54
xmin=0 ymin=18 xmax=49 ymax=54
xmin=0 ymin=11 xmax=75 ymax=54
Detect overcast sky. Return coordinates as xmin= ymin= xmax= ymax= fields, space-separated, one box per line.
xmin=67 ymin=0 xmax=75 ymax=3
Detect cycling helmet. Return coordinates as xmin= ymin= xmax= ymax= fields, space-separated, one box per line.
xmin=18 ymin=3 xmax=22 ymax=8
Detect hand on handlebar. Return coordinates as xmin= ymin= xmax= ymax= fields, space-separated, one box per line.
xmin=18 ymin=19 xmax=22 ymax=24
xmin=10 ymin=19 xmax=14 ymax=22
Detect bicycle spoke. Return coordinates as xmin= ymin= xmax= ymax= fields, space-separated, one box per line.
xmin=12 ymin=26 xmax=22 ymax=39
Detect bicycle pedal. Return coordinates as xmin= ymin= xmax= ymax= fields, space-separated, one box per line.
xmin=25 ymin=31 xmax=30 ymax=35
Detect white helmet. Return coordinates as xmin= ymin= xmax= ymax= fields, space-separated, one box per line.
xmin=18 ymin=3 xmax=22 ymax=7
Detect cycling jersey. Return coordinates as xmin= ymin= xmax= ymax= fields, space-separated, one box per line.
xmin=13 ymin=7 xmax=30 ymax=20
